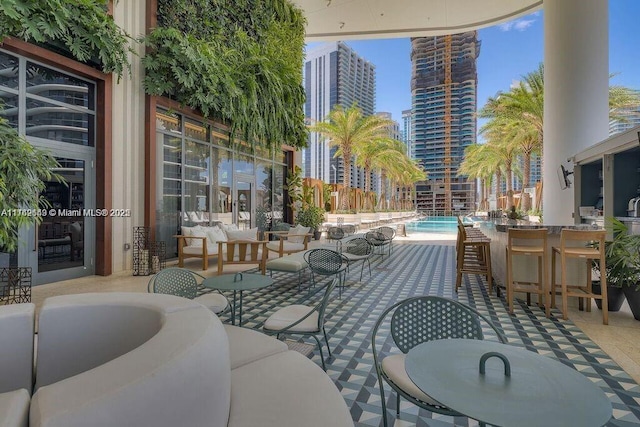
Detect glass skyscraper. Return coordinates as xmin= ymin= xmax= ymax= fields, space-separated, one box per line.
xmin=303 ymin=42 xmax=376 ymax=188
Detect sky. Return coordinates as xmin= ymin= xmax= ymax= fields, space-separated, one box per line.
xmin=304 ymin=0 xmax=640 ymax=132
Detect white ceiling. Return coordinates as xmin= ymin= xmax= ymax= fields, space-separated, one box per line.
xmin=292 ymin=0 xmax=543 ymax=41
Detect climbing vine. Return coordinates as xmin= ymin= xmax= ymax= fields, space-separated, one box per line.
xmin=142 ymin=0 xmax=308 ymax=148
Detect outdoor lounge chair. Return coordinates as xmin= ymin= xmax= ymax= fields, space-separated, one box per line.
xmin=371 ymin=296 xmax=507 ymax=427
xmin=341 ymin=237 xmax=373 ymax=281
xmin=304 ymin=248 xmax=349 ymax=298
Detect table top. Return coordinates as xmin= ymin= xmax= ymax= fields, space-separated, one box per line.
xmin=202 ymin=273 xmax=273 ymax=291
xmin=405 ymin=339 xmax=611 ymax=427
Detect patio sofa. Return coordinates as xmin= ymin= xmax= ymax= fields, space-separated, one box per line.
xmin=0 ymin=293 xmax=352 ymax=427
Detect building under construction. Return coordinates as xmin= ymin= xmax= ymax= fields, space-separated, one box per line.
xmin=410 ymin=32 xmax=479 ymax=214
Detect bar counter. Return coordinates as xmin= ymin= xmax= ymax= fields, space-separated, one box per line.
xmin=478 ymin=219 xmax=601 ymax=308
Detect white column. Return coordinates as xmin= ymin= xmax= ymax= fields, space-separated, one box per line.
xmin=543 ymin=0 xmax=609 ymax=225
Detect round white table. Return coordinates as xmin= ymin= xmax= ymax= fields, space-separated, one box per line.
xmin=405 ymin=339 xmax=612 ymax=427
xmin=202 ymin=272 xmax=273 ymax=326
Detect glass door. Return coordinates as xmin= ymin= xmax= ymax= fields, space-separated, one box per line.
xmin=19 ymin=150 xmax=95 ymax=285
xmin=234 ymin=174 xmax=254 ymax=229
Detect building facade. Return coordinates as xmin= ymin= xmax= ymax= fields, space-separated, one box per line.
xmin=401 ymin=109 xmax=413 ymax=159
xmin=1 ymin=2 xmax=295 ymax=285
xmin=410 ymin=33 xmax=479 ymax=213
xmin=303 ymin=42 xmax=376 ymax=188
xmin=609 ymin=106 xmax=640 ymax=136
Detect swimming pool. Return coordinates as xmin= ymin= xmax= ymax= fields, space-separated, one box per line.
xmin=405 ymin=216 xmax=474 ymax=234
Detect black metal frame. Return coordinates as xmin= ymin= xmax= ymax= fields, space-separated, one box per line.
xmin=0 ymin=267 xmax=32 ymax=304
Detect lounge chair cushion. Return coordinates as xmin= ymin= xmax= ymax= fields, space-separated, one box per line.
xmin=182 ymin=244 xmax=220 ymax=256
xmin=381 ymin=354 xmax=441 ymax=406
xmin=204 ymin=226 xmax=227 ymax=244
xmin=263 ymin=305 xmax=318 ymax=332
xmin=189 ymin=228 xmax=209 ymax=248
xmin=265 ymin=251 xmax=308 ymax=272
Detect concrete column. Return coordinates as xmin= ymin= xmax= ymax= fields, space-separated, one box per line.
xmin=543 ymin=0 xmax=608 ymax=224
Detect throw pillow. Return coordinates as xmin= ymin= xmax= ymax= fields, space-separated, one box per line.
xmin=226 ymin=227 xmax=258 ymax=241
xmin=220 ymin=223 xmax=239 ymax=233
xmin=181 ymin=226 xmax=196 ymax=246
xmin=206 ymin=226 xmax=228 ymax=244
xmin=288 ymin=225 xmax=310 ymax=244
xmin=189 ymin=227 xmax=208 ymax=247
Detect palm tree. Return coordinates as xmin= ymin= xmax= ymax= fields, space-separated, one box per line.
xmin=478 ymin=63 xmax=639 ymax=213
xmin=309 ymin=105 xmax=395 ymax=211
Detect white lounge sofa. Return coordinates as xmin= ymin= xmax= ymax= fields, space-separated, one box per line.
xmin=0 ymin=293 xmax=353 ymax=427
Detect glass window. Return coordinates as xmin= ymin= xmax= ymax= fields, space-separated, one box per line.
xmin=0 ymin=89 xmax=19 ymax=128
xmin=184 ymin=118 xmax=207 ymax=142
xmin=183 ymin=141 xmax=210 ymax=224
xmin=0 ymin=51 xmax=19 ymax=89
xmin=255 ymin=160 xmax=272 ymax=232
xmin=235 ymin=153 xmax=254 ymax=175
xmin=156 ymin=109 xmax=181 ymax=133
xmin=272 ymin=164 xmax=285 ymax=224
xmin=211 ymin=123 xmax=230 ymax=148
xmin=155 ymin=128 xmax=182 ymax=257
xmin=212 ymin=148 xmax=232 ymax=218
xmin=26 ymin=62 xmax=95 ymax=109
xmin=25 ymin=97 xmax=94 ymax=146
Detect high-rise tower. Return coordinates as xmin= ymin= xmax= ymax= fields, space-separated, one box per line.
xmin=410 ymin=32 xmax=479 ymax=213
xmin=303 ymin=42 xmax=376 ymax=187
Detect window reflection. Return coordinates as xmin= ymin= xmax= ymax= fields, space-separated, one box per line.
xmin=0 ymin=51 xmax=19 ymax=89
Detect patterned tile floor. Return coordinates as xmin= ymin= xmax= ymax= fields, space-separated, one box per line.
xmin=232 ymin=241 xmax=640 ymax=427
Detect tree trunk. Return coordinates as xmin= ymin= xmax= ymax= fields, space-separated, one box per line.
xmin=495 ymin=170 xmax=502 ymax=209
xmin=522 ymin=150 xmax=532 ymax=212
xmin=505 ymin=161 xmax=514 ymax=209
xmin=341 ymin=149 xmax=351 ymax=211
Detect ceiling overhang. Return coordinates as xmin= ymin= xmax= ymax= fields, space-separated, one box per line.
xmin=292 ymin=0 xmax=543 ymax=41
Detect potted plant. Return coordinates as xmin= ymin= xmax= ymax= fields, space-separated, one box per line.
xmin=597 ymin=218 xmax=640 ymax=320
xmin=296 ymin=206 xmax=325 ymax=240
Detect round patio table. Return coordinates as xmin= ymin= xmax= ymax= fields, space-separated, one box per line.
xmin=405 ymin=339 xmax=611 ymax=427
xmin=202 ymin=272 xmax=273 ymax=326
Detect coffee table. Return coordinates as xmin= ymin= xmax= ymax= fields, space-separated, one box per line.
xmin=202 ymin=272 xmax=273 ymax=326
xmin=405 ymin=339 xmax=611 ymax=427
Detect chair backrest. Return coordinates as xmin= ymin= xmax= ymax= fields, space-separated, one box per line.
xmin=148 ymin=268 xmax=200 ymax=299
xmin=327 ymin=226 xmax=345 ymax=240
xmin=342 ymin=224 xmax=356 ymax=235
xmin=507 ymin=227 xmax=548 ymax=248
xmin=304 ymin=249 xmax=344 ymax=276
xmin=365 ymin=230 xmax=385 ymax=245
xmin=377 ymin=296 xmax=506 ymax=354
xmin=560 ymin=228 xmax=606 ymax=251
xmin=378 ymin=226 xmax=395 ymax=240
xmin=345 ymin=237 xmax=373 ymax=256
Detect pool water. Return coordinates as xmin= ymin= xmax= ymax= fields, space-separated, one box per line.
xmin=405 ymin=216 xmax=472 ymax=234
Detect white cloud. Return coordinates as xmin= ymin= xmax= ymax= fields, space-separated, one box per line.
xmin=499 ymin=17 xmax=536 ymax=32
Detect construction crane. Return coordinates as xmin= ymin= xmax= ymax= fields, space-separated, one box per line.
xmin=443 ymin=35 xmax=452 ymax=213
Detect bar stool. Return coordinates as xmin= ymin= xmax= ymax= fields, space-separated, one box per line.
xmin=505 ymin=228 xmax=549 ymax=317
xmin=456 ymin=224 xmax=493 ymax=294
xmin=551 ymin=229 xmax=607 ymax=325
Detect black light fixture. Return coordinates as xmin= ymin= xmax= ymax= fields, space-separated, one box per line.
xmin=557 ymin=164 xmax=573 ymax=190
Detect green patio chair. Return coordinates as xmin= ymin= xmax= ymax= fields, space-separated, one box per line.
xmin=371 ymin=296 xmax=507 ymax=427
xmin=263 ymin=274 xmax=338 ymax=371
xmin=341 ymin=237 xmax=373 ymax=281
xmin=148 ymin=267 xmax=231 ymax=316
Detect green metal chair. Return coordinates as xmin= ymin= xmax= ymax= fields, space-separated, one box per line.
xmin=148 ymin=267 xmax=232 ymax=316
xmin=341 ymin=237 xmax=373 ymax=281
xmin=263 ymin=275 xmax=338 ymax=371
xmin=304 ymin=248 xmax=349 ymax=298
xmin=371 ymin=296 xmax=507 ymax=427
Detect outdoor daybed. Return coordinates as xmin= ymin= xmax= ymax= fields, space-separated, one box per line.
xmin=0 ymin=293 xmax=353 ymax=427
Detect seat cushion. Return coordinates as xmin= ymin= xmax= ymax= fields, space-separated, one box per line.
xmin=182 ymin=244 xmax=220 ymax=256
xmin=263 ymin=305 xmax=318 ymax=332
xmin=227 ymin=228 xmax=258 ymax=241
xmin=381 ymin=354 xmax=441 ymax=406
xmin=228 ymin=351 xmax=353 ymax=427
xmin=194 ymin=293 xmax=228 ymax=314
xmin=265 ymin=252 xmax=308 ymax=272
xmin=266 ymin=241 xmax=305 ymax=253
xmin=223 ymin=325 xmax=288 ymax=370
xmin=0 ymin=389 xmax=29 ymax=427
